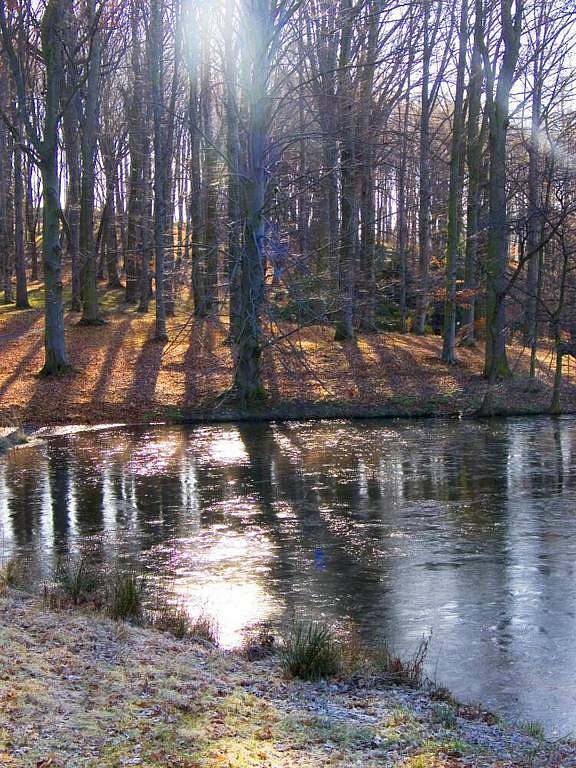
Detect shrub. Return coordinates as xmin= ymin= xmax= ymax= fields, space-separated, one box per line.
xmin=54 ymin=556 xmax=99 ymax=606
xmin=376 ymin=299 xmax=403 ymax=332
xmin=107 ymin=571 xmax=146 ymax=622
xmin=281 ymin=620 xmax=341 ymax=681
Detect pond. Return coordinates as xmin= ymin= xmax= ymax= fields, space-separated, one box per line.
xmin=1 ymin=416 xmax=576 ymax=735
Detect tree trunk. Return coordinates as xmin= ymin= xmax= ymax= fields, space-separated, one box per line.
xmin=483 ymin=0 xmax=522 ymax=380
xmin=0 ymin=112 xmax=12 ymax=304
xmin=461 ymin=2 xmax=484 ymax=346
xmin=13 ymin=128 xmax=29 ymax=308
xmin=25 ymin=160 xmax=39 ymax=282
xmin=125 ymin=0 xmax=144 ymax=305
xmin=201 ymin=57 xmax=219 ymax=316
xmin=233 ymin=0 xmax=272 ymax=401
xmin=149 ymin=0 xmax=167 ymax=341
xmin=357 ymin=1 xmax=378 ymax=333
xmin=414 ymin=0 xmax=432 ymax=335
xmin=334 ymin=0 xmax=356 ymax=341
xmin=441 ymin=0 xmax=468 ymax=363
xmin=523 ymin=39 xmax=543 ymax=347
xmin=39 ymin=0 xmax=72 ymax=375
xmin=224 ymin=23 xmax=242 ymax=342
xmin=79 ymin=0 xmax=103 ymax=325
xmin=397 ymin=90 xmax=410 ymax=333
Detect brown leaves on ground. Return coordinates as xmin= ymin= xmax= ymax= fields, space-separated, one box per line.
xmin=0 ymin=291 xmax=573 ymax=426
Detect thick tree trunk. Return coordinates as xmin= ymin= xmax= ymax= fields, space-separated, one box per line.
xmin=523 ymin=44 xmax=542 ymax=348
xmin=201 ymin=59 xmax=219 ymax=316
xmin=188 ymin=75 xmax=205 ymax=316
xmin=233 ymin=0 xmax=272 ymax=401
xmin=125 ymin=1 xmax=144 ymax=305
xmin=397 ymin=91 xmax=410 ymax=333
xmin=162 ymin=19 xmax=181 ymax=318
xmin=0 ymin=114 xmax=12 ymax=304
xmin=39 ymin=0 xmax=72 ymax=375
xmin=483 ymin=0 xmax=522 ymax=380
xmin=225 ymin=33 xmax=242 ymax=343
xmin=60 ymin=6 xmax=82 ymax=313
xmin=25 ymin=160 xmax=39 ymax=282
xmin=356 ymin=1 xmax=378 ymax=333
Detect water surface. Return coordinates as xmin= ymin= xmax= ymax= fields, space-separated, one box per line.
xmin=1 ymin=417 xmax=576 ymax=734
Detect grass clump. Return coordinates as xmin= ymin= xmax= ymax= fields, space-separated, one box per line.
xmin=520 ymin=720 xmax=545 ymax=740
xmin=240 ymin=621 xmax=277 ymax=660
xmin=153 ymin=601 xmax=192 ymax=639
xmin=0 ymin=556 xmax=24 ymax=592
xmin=430 ymin=702 xmax=457 ymax=729
xmin=50 ymin=556 xmax=99 ymax=606
xmin=107 ymin=570 xmax=146 ymax=622
xmin=281 ymin=620 xmax=341 ymax=681
xmin=188 ymin=611 xmax=219 ymax=645
xmin=430 ymin=685 xmax=457 ymax=706
xmin=373 ymin=634 xmax=431 ymax=687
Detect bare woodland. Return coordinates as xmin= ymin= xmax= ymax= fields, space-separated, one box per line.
xmin=0 ymin=0 xmax=575 ymax=411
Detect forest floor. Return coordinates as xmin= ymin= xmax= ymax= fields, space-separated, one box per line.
xmin=1 ymin=282 xmax=575 ymax=427
xmin=2 ymin=588 xmax=576 ymax=768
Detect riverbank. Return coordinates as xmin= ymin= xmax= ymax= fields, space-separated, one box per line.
xmin=1 ymin=293 xmax=575 ymax=427
xmin=0 ymin=589 xmax=574 ymax=768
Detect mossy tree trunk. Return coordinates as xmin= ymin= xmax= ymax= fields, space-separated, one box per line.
xmin=461 ymin=0 xmax=485 ymax=346
xmin=441 ymin=0 xmax=468 ymax=363
xmin=483 ymin=0 xmax=522 ymax=381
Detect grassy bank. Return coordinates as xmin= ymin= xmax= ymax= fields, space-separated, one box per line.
xmin=0 ymin=589 xmax=574 ymax=768
xmin=1 ymin=288 xmax=575 ymax=427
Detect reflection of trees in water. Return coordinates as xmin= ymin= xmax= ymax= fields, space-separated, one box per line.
xmin=234 ymin=422 xmax=391 ymax=632
xmin=2 ymin=420 xmax=576 ymax=675
xmin=6 ymin=445 xmax=46 ymax=548
xmin=48 ymin=442 xmax=71 ymax=552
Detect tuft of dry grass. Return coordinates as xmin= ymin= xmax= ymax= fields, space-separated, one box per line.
xmin=152 ymin=600 xmax=192 ymax=639
xmin=240 ymin=621 xmax=277 ymax=660
xmin=371 ymin=634 xmax=432 ymax=687
xmin=188 ymin=611 xmax=219 ymax=645
xmin=0 ymin=557 xmax=22 ymax=593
